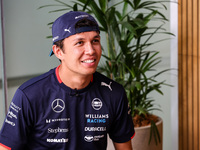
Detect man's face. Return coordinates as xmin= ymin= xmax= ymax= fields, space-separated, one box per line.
xmin=58 ymin=31 xmax=101 ymax=77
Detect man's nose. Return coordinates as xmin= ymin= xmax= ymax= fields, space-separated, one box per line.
xmin=85 ymin=42 xmax=95 ymax=55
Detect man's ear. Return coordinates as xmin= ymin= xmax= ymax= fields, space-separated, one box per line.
xmin=52 ymin=45 xmax=63 ymax=60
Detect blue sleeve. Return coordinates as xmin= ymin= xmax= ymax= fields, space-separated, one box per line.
xmin=0 ymin=89 xmax=33 ymax=150
xmin=109 ymin=89 xmax=135 ymax=143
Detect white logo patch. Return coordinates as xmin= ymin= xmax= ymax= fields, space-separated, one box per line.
xmin=64 ymin=27 xmax=71 ymax=33
xmin=84 ymin=135 xmax=94 ymax=142
xmin=92 ymin=98 xmax=103 ymax=110
xmin=84 ymin=135 xmax=105 ymax=142
xmin=75 ymin=15 xmax=89 ymax=19
xmin=52 ymin=36 xmax=59 ymax=42
xmin=51 ymin=99 xmax=65 ymax=113
xmin=101 ymin=82 xmax=112 ymax=91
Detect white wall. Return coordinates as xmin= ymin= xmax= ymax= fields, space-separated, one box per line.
xmin=170 ymin=1 xmax=178 ymax=150
xmin=4 ymin=0 xmax=60 ymax=78
xmin=0 ymin=0 xmax=61 ymax=127
xmin=0 ymin=1 xmax=178 ymax=150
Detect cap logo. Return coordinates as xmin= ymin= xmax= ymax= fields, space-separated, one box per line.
xmin=64 ymin=27 xmax=71 ymax=33
xmin=53 ymin=36 xmax=59 ymax=42
xmin=75 ymin=15 xmax=89 ymax=19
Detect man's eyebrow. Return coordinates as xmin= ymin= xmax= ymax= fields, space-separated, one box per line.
xmin=73 ymin=37 xmax=84 ymax=41
xmin=94 ymin=35 xmax=100 ymax=38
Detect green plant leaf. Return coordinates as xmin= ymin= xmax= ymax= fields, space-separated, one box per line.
xmin=86 ymin=0 xmax=108 ymax=31
xmin=149 ymin=120 xmax=161 ymax=145
xmin=98 ymin=0 xmax=107 ymax=13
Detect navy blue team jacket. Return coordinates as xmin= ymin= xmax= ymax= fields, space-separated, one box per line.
xmin=0 ymin=67 xmax=135 ymax=150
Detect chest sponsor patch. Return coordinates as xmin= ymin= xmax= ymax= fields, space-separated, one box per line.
xmin=48 ymin=127 xmax=69 ymax=133
xmin=85 ymin=127 xmax=106 ymax=132
xmin=84 ymin=134 xmax=104 ymax=142
xmin=51 ymin=99 xmax=65 ymax=113
xmin=91 ymin=98 xmax=102 ymax=110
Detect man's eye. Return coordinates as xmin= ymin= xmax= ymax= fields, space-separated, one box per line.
xmin=93 ymin=39 xmax=100 ymax=43
xmin=76 ymin=41 xmax=83 ymax=45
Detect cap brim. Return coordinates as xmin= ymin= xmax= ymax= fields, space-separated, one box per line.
xmin=49 ymin=49 xmax=54 ymax=56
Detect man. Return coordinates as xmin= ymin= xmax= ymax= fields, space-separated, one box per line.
xmin=0 ymin=11 xmax=135 ymax=150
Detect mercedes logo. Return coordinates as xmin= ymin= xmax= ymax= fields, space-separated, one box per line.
xmin=51 ymin=99 xmax=65 ymax=113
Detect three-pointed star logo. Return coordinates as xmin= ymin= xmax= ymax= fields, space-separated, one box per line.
xmin=51 ymin=99 xmax=65 ymax=113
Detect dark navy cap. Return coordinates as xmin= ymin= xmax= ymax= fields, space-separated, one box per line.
xmin=49 ymin=11 xmax=100 ymax=56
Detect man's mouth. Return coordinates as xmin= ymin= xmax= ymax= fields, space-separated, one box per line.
xmin=82 ymin=59 xmax=95 ymax=63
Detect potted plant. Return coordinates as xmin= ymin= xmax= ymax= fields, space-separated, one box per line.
xmin=39 ymin=0 xmax=173 ymax=149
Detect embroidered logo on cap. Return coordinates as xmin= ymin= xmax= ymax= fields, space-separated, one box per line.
xmin=75 ymin=14 xmax=89 ymax=19
xmin=64 ymin=27 xmax=71 ymax=33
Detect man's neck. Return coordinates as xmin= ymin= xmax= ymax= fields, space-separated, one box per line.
xmin=58 ymin=65 xmax=93 ymax=90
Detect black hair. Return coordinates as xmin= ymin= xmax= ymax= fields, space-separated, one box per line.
xmin=54 ymin=39 xmax=64 ymax=50
xmin=75 ymin=18 xmax=98 ymax=29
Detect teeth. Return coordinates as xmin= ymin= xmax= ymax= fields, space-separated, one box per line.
xmin=83 ymin=60 xmax=94 ymax=63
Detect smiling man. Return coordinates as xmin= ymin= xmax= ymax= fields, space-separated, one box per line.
xmin=0 ymin=11 xmax=135 ymax=150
